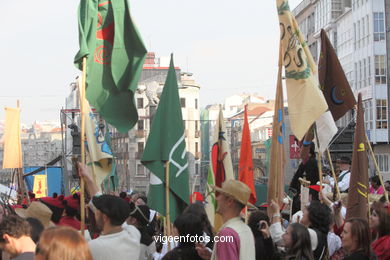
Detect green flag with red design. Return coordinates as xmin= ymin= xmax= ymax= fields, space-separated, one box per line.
xmin=74 ymin=0 xmax=147 ymax=133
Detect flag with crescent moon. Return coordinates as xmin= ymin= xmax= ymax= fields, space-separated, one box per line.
xmin=319 ymin=29 xmax=356 ymax=121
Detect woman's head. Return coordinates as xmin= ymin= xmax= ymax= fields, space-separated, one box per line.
xmin=342 ymin=218 xmax=371 ymax=256
xmin=282 ymin=223 xmax=313 ymax=260
xmin=301 ymin=200 xmax=332 ymax=233
xmin=248 ymin=210 xmax=269 ymax=237
xmin=35 ymin=226 xmax=92 ymax=260
xmin=183 ymin=202 xmax=213 ymax=236
xmin=173 ymin=213 xmax=203 ymax=247
xmin=370 ymin=202 xmax=390 ymax=238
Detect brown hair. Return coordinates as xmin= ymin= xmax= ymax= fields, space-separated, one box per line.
xmin=345 ymin=218 xmax=371 ymax=257
xmin=371 ymin=201 xmax=390 ymax=238
xmin=36 ymin=226 xmax=92 ymax=260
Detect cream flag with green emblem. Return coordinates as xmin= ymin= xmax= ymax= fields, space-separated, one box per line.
xmin=276 ymin=0 xmax=328 ymax=140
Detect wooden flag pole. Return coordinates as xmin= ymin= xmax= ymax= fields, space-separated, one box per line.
xmin=326 ymin=148 xmax=341 ymax=200
xmin=80 ymin=57 xmax=87 ymax=235
xmin=313 ymin=127 xmax=324 ymax=197
xmin=365 ymin=134 xmax=389 ymax=203
xmin=165 ymin=161 xmax=171 ymax=250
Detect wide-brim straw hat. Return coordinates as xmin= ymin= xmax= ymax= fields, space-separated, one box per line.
xmin=212 ymin=179 xmax=252 ymax=206
xmin=15 ymin=201 xmax=53 ymax=228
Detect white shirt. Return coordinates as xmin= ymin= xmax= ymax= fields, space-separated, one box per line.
xmin=89 ymin=224 xmax=141 ymax=260
xmin=327 ymin=232 xmax=342 ymax=256
xmin=329 ymin=170 xmax=351 ymax=192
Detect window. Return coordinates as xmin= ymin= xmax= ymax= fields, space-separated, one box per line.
xmin=375 ymin=55 xmax=387 ymax=84
xmin=363 ymin=100 xmax=373 ymax=129
xmin=368 ymin=57 xmax=371 ymax=85
xmin=359 ymin=60 xmax=362 ymax=89
xmin=363 ymin=59 xmax=367 ymax=87
xmin=353 ymin=23 xmax=356 ymax=50
xmin=376 ymin=99 xmax=387 ymax=129
xmin=138 ymin=142 xmax=144 ymax=154
xmin=136 ymin=164 xmax=146 ymax=177
xmin=138 ymin=120 xmax=144 ymax=130
xmin=357 ymin=20 xmax=360 ymax=49
xmin=195 ymin=163 xmax=200 ymax=176
xmin=180 ymin=98 xmax=186 ymax=108
xmin=195 ymin=120 xmax=198 ymax=131
xmin=195 ymin=99 xmax=198 ymax=109
xmin=374 ymin=13 xmax=385 ymax=41
xmin=195 ymin=142 xmax=199 ymax=155
xmin=137 ymin=98 xmax=144 ymax=109
xmin=375 ymin=154 xmax=389 ymax=172
xmin=354 ymin=62 xmax=358 ymax=89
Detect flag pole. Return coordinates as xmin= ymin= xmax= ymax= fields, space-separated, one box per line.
xmin=365 ymin=134 xmax=389 ymax=203
xmin=80 ymin=57 xmax=87 ymax=235
xmin=313 ymin=126 xmax=324 ymax=197
xmin=165 ymin=160 xmax=171 ymax=250
xmin=326 ymin=148 xmax=341 ymax=200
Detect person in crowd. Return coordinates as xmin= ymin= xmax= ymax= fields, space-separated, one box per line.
xmin=341 ymin=218 xmax=371 ymax=260
xmin=134 ymin=194 xmax=158 ymax=236
xmin=135 ymin=195 xmax=148 ymax=206
xmin=78 ymin=163 xmax=141 ymax=260
xmin=152 ymin=242 xmax=163 ymax=260
xmin=119 ymin=191 xmax=131 ymax=203
xmin=324 ymin=157 xmax=351 ymax=193
xmin=127 ymin=203 xmax=156 ymax=260
xmin=196 ymin=179 xmax=255 ymax=260
xmin=385 ymin=181 xmax=390 ymax=192
xmin=39 ymin=194 xmax=65 ymax=224
xmin=58 ymin=194 xmax=82 ymax=230
xmin=163 ymin=213 xmax=204 ymax=260
xmin=370 ymin=202 xmax=390 ymax=260
xmin=289 ymin=142 xmax=319 ymax=214
xmin=25 ymin=218 xmax=44 ymax=244
xmin=34 ymin=226 xmax=92 ymax=260
xmin=248 ymin=210 xmax=277 ymax=260
xmin=300 ymin=200 xmax=332 ymax=259
xmin=283 ymin=223 xmax=314 ymax=260
xmin=183 ymin=202 xmax=214 ymax=249
xmin=369 ymin=176 xmax=384 ymax=195
xmin=15 ymin=201 xmax=53 ymax=229
xmin=0 ymin=215 xmax=35 ymax=260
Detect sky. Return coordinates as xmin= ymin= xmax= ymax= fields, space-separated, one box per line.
xmin=0 ymin=0 xmax=301 ymax=125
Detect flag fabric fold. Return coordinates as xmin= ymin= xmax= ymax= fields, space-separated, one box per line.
xmin=141 ymin=55 xmax=190 ymax=223
xmin=238 ymin=106 xmax=256 ymax=204
xmin=84 ymin=99 xmax=114 ymax=189
xmin=3 ymin=107 xmax=22 ymax=169
xmin=276 ymin=0 xmax=328 ymax=140
xmin=346 ymin=93 xmax=369 ymax=220
xmin=74 ymin=0 xmax=147 ymax=133
xmin=205 ymin=109 xmax=234 ymax=227
xmin=267 ymin=45 xmax=286 ymax=205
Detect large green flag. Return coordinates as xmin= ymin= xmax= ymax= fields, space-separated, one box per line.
xmin=74 ymin=0 xmax=147 ymax=133
xmin=141 ymin=55 xmax=189 ymax=222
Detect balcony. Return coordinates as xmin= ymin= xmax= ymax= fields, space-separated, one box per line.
xmin=195 ymin=152 xmax=201 ymax=160
xmin=195 ymin=130 xmax=200 ymax=138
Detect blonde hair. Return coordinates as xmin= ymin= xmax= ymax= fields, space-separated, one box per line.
xmin=37 ymin=226 xmax=92 ymax=260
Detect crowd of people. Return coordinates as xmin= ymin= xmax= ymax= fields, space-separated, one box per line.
xmin=0 ymin=158 xmax=389 ymax=260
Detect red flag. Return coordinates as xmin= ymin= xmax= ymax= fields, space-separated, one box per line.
xmin=238 ymin=106 xmax=257 ymax=204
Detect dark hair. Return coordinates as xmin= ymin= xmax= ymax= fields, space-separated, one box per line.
xmin=286 ymin=223 xmax=314 ymax=260
xmin=26 ymin=217 xmax=44 ymax=243
xmin=129 ymin=203 xmax=150 ymax=226
xmin=183 ymin=202 xmax=214 ymax=237
xmin=248 ymin=210 xmax=269 ymax=237
xmin=339 ymin=156 xmax=351 ymax=165
xmin=370 ymin=175 xmax=381 ymax=186
xmin=371 ymin=202 xmax=390 ymax=238
xmin=307 ymin=200 xmax=332 ymax=233
xmin=173 ymin=213 xmax=203 ymax=247
xmin=137 ymin=195 xmax=148 ymax=205
xmin=0 ymin=215 xmax=31 ymax=242
xmin=92 ymin=195 xmax=130 ymax=226
xmin=119 ymin=192 xmax=127 ymax=199
xmin=345 ymin=218 xmax=371 ymax=257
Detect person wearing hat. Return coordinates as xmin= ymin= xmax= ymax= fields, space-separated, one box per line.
xmin=57 ymin=194 xmax=82 ymax=231
xmin=78 ymin=163 xmax=141 ymax=260
xmin=323 ymin=156 xmax=351 ymax=193
xmin=126 ymin=203 xmax=155 ymax=260
xmin=196 ymin=179 xmax=255 ymax=260
xmin=15 ymin=201 xmax=53 ymax=229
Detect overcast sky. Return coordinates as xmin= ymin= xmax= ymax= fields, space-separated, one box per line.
xmin=0 ymin=0 xmax=301 ymax=124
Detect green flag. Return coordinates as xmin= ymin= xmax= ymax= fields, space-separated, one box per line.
xmin=74 ymin=0 xmax=147 ymax=133
xmin=141 ymin=55 xmax=189 ymax=222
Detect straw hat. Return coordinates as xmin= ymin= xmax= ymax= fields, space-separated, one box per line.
xmin=212 ymin=180 xmax=252 ymax=206
xmin=15 ymin=201 xmax=53 ymax=228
